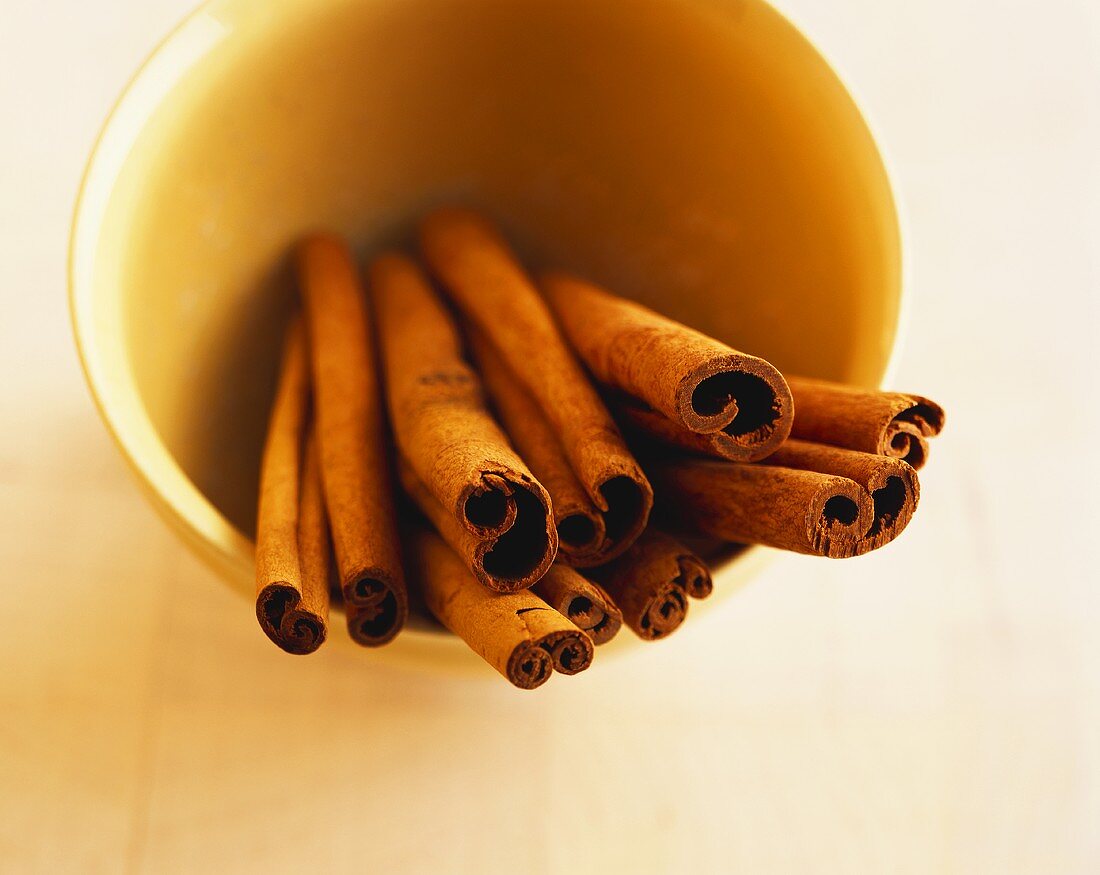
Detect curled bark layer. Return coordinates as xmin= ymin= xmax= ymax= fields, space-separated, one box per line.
xmin=531 ymin=564 xmax=623 ymax=646
xmin=786 ymin=377 xmax=945 ymax=470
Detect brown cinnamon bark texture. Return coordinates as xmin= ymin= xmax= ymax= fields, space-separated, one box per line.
xmin=468 ymin=329 xmax=608 ymax=566
xmin=786 ymin=377 xmax=945 ymax=470
xmin=412 ymin=530 xmax=594 ymax=687
xmin=766 ymin=440 xmax=920 ymax=555
xmin=297 ymin=234 xmax=407 ymax=646
xmin=593 ymin=532 xmax=693 ymax=641
xmin=420 ymin=208 xmax=651 ymax=563
xmin=531 ymin=564 xmax=623 ymax=646
xmin=371 ymin=253 xmax=556 ymax=593
xmin=254 ymin=319 xmax=330 ymax=654
xmin=649 ymin=457 xmax=875 ymax=558
xmin=540 ymin=273 xmax=793 ymax=460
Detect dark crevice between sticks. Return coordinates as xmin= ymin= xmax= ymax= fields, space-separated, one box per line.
xmin=600 ymin=475 xmax=647 ymax=542
xmin=558 ymin=513 xmax=599 ymax=551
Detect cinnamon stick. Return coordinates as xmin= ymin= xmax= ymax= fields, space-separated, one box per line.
xmin=254 ymin=319 xmax=330 ymax=654
xmin=370 ymin=253 xmax=556 ymax=593
xmin=649 ymin=449 xmax=918 ymax=558
xmin=420 ymin=208 xmax=651 ymax=563
xmin=541 ymin=273 xmax=793 ymax=460
xmin=412 ymin=530 xmax=594 ymax=687
xmin=531 ymin=564 xmax=623 ymax=646
xmin=786 ymin=377 xmax=945 ymax=470
xmin=593 ymin=532 xmax=693 ymax=641
xmin=765 ymin=440 xmax=920 ymax=554
xmin=297 ymin=234 xmax=407 ymax=646
xmin=468 ymin=330 xmax=608 ymax=566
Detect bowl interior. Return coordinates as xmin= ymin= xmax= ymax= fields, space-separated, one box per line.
xmin=72 ymin=0 xmax=901 ymax=637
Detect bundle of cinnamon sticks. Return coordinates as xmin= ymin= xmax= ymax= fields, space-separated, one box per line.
xmin=254 ymin=208 xmax=945 ymax=688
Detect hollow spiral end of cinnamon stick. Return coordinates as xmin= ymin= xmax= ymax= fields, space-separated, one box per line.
xmin=471 ymin=480 xmax=557 ymax=592
xmin=853 ymin=462 xmax=921 ymax=555
xmin=539 ymin=629 xmax=595 ymax=675
xmin=256 ymin=584 xmax=327 ymax=655
xmin=878 ymin=397 xmax=943 ymax=470
xmin=880 ymin=424 xmax=928 ymax=469
xmin=342 ymin=572 xmax=407 ymax=647
xmin=505 ymin=642 xmax=554 ymax=690
xmin=677 ymin=356 xmax=794 ymax=459
xmin=563 ymin=591 xmax=623 ymax=646
xmin=634 ymin=582 xmax=689 ymax=641
xmin=808 ymin=478 xmax=875 ymax=559
xmin=676 ymin=555 xmax=714 ymax=600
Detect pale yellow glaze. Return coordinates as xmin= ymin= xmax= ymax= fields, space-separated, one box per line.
xmin=70 ymin=0 xmax=902 ymax=657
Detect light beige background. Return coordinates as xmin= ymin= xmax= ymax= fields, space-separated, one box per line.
xmin=2 ymin=0 xmax=1098 ymax=873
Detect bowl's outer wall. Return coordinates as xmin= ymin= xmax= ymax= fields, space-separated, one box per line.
xmin=71 ymin=0 xmax=902 ymax=653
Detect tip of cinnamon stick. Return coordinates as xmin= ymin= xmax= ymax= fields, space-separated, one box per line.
xmin=506 ymin=642 xmax=554 ymax=689
xmin=256 ymin=584 xmax=328 ymax=655
xmin=343 ymin=574 xmax=407 ymax=646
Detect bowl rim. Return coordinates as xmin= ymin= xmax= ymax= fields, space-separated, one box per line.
xmin=67 ymin=0 xmax=907 ymax=649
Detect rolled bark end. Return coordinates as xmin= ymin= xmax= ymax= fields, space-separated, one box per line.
xmin=531 ymin=565 xmax=624 ymax=647
xmin=676 ymin=554 xmax=714 ymax=600
xmin=808 ymin=476 xmax=874 ymax=559
xmin=636 ymin=582 xmax=689 ymax=641
xmin=472 ymin=480 xmax=557 ymax=592
xmin=594 ymin=531 xmax=698 ymax=641
xmin=854 ymin=462 xmax=921 ymax=555
xmin=878 ymin=398 xmax=943 ymax=469
xmin=578 ymin=598 xmax=623 ymax=646
xmin=539 ymin=628 xmax=595 ymax=675
xmin=256 ymin=584 xmax=327 ymax=655
xmin=343 ymin=574 xmax=406 ymax=646
xmin=680 ymin=358 xmax=794 ymax=459
xmin=506 ymin=642 xmax=554 ymax=690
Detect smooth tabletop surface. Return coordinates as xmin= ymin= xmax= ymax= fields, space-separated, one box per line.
xmin=2 ymin=1 xmax=1098 ymax=872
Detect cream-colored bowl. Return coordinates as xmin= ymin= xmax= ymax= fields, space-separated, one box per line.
xmin=70 ymin=0 xmax=902 ymax=658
